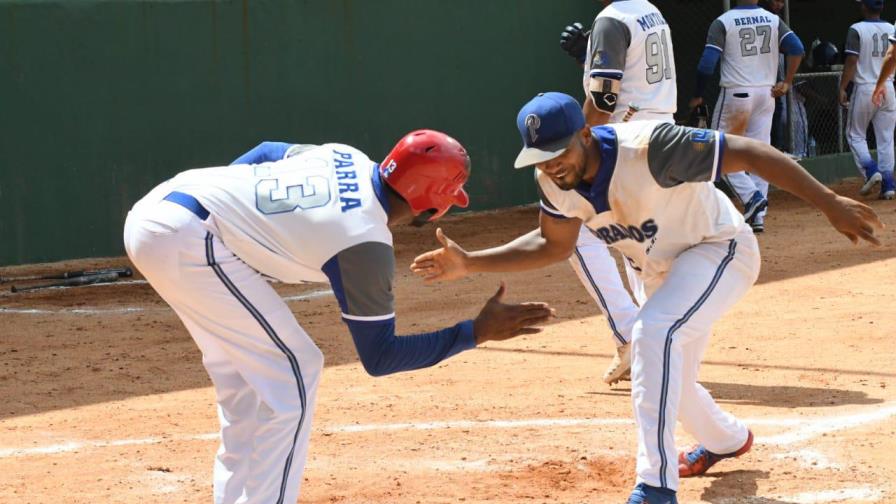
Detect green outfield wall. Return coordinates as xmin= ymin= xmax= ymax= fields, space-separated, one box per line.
xmin=0 ymin=0 xmax=874 ymax=265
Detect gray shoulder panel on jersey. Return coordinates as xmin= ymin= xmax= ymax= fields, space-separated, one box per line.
xmin=335 ymin=241 xmax=395 ymax=317
xmin=845 ymin=27 xmax=861 ymax=54
xmin=647 ymin=123 xmax=720 ymax=188
xmin=283 ymin=144 xmax=320 ymax=159
xmin=706 ymin=19 xmax=726 ymax=50
xmin=778 ymin=18 xmax=793 ymax=42
xmin=589 ymin=16 xmax=631 ymax=73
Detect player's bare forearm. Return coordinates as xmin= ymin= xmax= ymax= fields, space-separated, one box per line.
xmin=411 ymin=215 xmax=581 ymax=283
xmin=468 ymin=215 xmax=581 ymax=273
xmin=783 ymin=54 xmax=801 ymax=86
xmin=840 ymin=56 xmax=858 ymax=94
xmin=723 ymin=135 xmax=835 ymax=207
xmin=722 ymin=135 xmax=883 ymax=244
xmin=876 ymin=45 xmax=896 ymax=88
xmin=467 ymin=232 xmax=565 ymax=273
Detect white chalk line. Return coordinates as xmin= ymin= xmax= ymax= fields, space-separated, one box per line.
xmin=2 ymin=402 xmax=894 ymax=460
xmin=0 ymin=289 xmax=334 ymax=315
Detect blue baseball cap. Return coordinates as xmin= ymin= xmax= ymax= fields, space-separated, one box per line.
xmin=514 ymin=92 xmax=586 ymax=169
xmin=857 ymin=0 xmax=884 ymax=9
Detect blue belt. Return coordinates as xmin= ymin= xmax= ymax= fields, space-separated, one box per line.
xmin=163 ymin=191 xmax=210 ymax=220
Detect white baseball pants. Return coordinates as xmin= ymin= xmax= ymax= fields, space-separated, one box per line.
xmin=568 ymin=226 xmax=640 ymax=347
xmin=848 ymin=82 xmax=896 ymax=177
xmin=124 ymin=196 xmax=323 ymax=504
xmin=632 ymin=230 xmax=759 ymax=491
xmin=713 ymin=86 xmax=775 ymax=215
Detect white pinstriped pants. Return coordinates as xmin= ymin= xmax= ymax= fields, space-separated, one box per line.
xmin=632 ymin=230 xmax=759 ymax=490
xmin=568 ymin=226 xmax=640 ymax=347
xmin=713 ymin=86 xmax=775 ymax=215
xmin=124 ymin=197 xmax=323 ymax=504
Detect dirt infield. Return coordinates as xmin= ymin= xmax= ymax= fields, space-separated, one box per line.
xmin=1 ymin=180 xmax=895 ymax=503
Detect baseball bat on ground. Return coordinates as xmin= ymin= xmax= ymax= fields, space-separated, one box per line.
xmin=0 ymin=267 xmax=132 ymax=283
xmin=10 ymin=271 xmax=122 ymax=293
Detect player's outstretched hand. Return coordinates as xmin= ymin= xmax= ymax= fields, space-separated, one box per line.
xmin=410 ymin=228 xmax=469 ymax=283
xmin=473 ymin=282 xmax=555 ymax=345
xmin=771 ymin=81 xmax=790 ymax=98
xmin=560 ymin=22 xmax=589 ymax=63
xmin=872 ymin=84 xmax=886 ymax=107
xmin=821 ymin=195 xmax=884 ymax=246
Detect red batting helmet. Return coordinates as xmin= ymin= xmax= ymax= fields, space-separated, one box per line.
xmin=380 ymin=129 xmax=471 ymax=221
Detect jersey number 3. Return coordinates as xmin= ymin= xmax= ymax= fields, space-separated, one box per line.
xmin=254 ymin=165 xmax=331 ymax=214
xmin=646 ymin=30 xmax=673 ymax=84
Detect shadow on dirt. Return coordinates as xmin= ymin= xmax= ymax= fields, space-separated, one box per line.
xmin=699 ymin=469 xmax=797 ymax=503
xmin=477 ymin=346 xmax=896 ymax=380
xmin=702 ymin=381 xmax=883 ymax=408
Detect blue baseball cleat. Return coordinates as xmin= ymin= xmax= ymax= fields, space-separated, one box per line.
xmin=880 ymin=171 xmax=895 ymax=200
xmin=626 ymin=483 xmax=677 ymax=504
xmin=743 ymin=191 xmax=768 ymax=225
xmin=860 ymin=166 xmax=882 ymax=196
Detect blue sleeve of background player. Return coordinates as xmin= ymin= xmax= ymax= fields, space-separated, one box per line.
xmin=321 ymin=241 xmax=476 ymax=377
xmin=694 ymin=47 xmax=722 ymax=98
xmin=230 ymin=141 xmax=294 ymax=165
xmin=779 ymin=32 xmax=804 ymax=56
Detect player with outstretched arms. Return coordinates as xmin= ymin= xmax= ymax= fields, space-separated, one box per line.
xmin=556 ymin=0 xmax=677 ymax=386
xmin=690 ymin=0 xmax=804 ymax=233
xmin=845 ymin=0 xmax=896 ymax=200
xmin=123 ymin=131 xmax=553 ymax=504
xmin=411 ymin=93 xmax=881 ymax=503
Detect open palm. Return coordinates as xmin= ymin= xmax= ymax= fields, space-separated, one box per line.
xmin=410 ymin=228 xmax=470 ymax=283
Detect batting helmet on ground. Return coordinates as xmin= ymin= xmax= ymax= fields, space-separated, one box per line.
xmin=380 ymin=130 xmax=471 ymax=222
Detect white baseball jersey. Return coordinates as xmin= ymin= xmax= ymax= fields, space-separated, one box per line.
xmin=538 ymin=121 xmax=746 ymax=282
xmin=584 ymin=0 xmax=677 ymax=122
xmin=160 ymin=144 xmax=390 ymax=283
xmin=537 ymin=121 xmax=757 ymax=490
xmin=845 ymin=20 xmax=895 ymax=84
xmin=707 ymin=5 xmax=795 ymax=88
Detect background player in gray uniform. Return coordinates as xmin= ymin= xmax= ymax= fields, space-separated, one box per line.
xmin=842 ymin=0 xmax=896 ymax=200
xmin=411 ymin=93 xmax=881 ymax=504
xmin=690 ymin=0 xmax=805 ymax=233
xmin=123 ymin=130 xmax=553 ymax=504
xmin=556 ymin=0 xmax=678 ymax=385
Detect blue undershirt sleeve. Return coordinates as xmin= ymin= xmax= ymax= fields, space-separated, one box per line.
xmin=230 ymin=141 xmax=294 ymax=165
xmin=780 ymin=32 xmax=804 ymax=56
xmin=695 ymin=47 xmax=721 ymax=97
xmin=321 ymin=242 xmax=478 ymax=377
xmin=343 ymin=319 xmax=476 ymax=377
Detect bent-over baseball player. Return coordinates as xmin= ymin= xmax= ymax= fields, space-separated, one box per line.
xmin=557 ymin=0 xmax=678 ymax=385
xmin=123 ymin=130 xmax=553 ymax=504
xmin=846 ymin=0 xmax=896 ymax=200
xmin=410 ymin=93 xmax=881 ymax=504
xmin=691 ymin=0 xmax=805 ymax=233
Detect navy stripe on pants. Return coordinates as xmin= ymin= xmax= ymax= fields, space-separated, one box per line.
xmin=204 ymin=233 xmax=307 ymax=504
xmin=656 ymin=239 xmax=737 ymax=488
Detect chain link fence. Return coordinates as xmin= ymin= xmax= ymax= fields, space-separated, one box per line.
xmin=783 ymin=71 xmax=848 ymax=158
